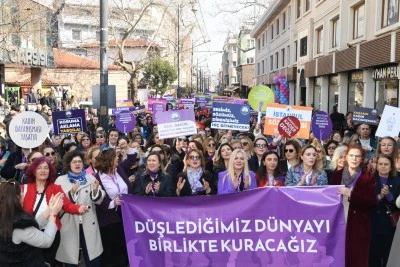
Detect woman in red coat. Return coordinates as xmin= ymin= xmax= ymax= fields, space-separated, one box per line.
xmin=330 ymin=144 xmax=376 ymax=267
xmin=21 ymin=157 xmax=88 ymax=266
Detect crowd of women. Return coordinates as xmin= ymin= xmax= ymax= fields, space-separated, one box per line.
xmin=0 ymin=110 xmax=400 ymax=267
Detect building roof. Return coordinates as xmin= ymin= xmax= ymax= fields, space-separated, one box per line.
xmin=79 ymin=39 xmax=159 ymax=49
xmin=6 ymin=73 xmax=70 ymax=86
xmin=53 ymin=48 xmax=120 ymax=70
xmin=250 ymin=0 xmax=289 ymax=37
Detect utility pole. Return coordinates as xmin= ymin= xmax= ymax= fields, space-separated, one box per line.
xmin=177 ymin=4 xmax=181 ymax=97
xmin=99 ymin=0 xmax=108 ymax=129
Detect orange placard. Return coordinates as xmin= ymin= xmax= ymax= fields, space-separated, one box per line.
xmin=264 ymin=103 xmax=313 ymax=139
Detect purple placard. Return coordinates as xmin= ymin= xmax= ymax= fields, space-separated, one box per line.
xmin=352 ymin=107 xmax=378 ymax=125
xmin=112 ymin=107 xmax=134 ymax=115
xmin=122 ymin=186 xmax=345 ymax=267
xmin=148 ymin=98 xmax=167 ymax=111
xmin=155 ymin=109 xmax=196 ymax=139
xmin=52 ymin=109 xmax=87 ymax=135
xmin=152 ymin=103 xmax=165 ymax=124
xmin=311 ymin=111 xmax=333 ymax=140
xmin=116 ymin=112 xmax=135 ymax=134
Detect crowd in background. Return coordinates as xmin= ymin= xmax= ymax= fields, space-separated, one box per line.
xmin=0 ymin=100 xmax=399 ymax=267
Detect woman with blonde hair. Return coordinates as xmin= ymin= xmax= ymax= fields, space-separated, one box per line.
xmin=327 ymin=145 xmax=348 ymax=182
xmin=217 ymin=149 xmax=257 ymax=194
xmin=312 ymin=140 xmax=329 ymax=169
xmin=239 ymin=136 xmax=254 ymax=159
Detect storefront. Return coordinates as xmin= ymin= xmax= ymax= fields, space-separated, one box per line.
xmin=328 ymin=75 xmax=339 ymax=112
xmin=348 ymin=71 xmax=364 ymax=112
xmin=373 ymin=65 xmax=399 ymax=114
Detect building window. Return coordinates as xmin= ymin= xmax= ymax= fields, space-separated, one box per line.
xmin=276 ymin=18 xmax=280 ymax=35
xmin=348 ymin=72 xmax=364 ymax=111
xmin=329 ymin=76 xmax=339 ymax=113
xmin=297 ymin=0 xmax=301 ymax=18
xmin=275 ymin=52 xmax=279 ymax=69
xmin=382 ymin=0 xmax=399 ymax=27
xmin=262 ymin=60 xmax=265 ymax=74
xmin=316 ymin=27 xmax=323 ymax=54
xmin=262 ymin=33 xmax=265 ymax=47
xmin=233 ymin=46 xmax=237 ymax=53
xmin=232 ymin=77 xmax=237 ymax=83
xmin=300 ymin=37 xmax=307 ymax=57
xmin=332 ymin=17 xmax=339 ymax=48
xmin=247 ymin=57 xmax=255 ymax=64
xmin=353 ymin=3 xmax=365 ymax=39
xmin=257 ymin=38 xmax=261 ymax=50
xmin=257 ymin=62 xmax=260 ymax=75
xmin=270 ymin=55 xmax=274 ymax=70
xmin=281 ymin=48 xmax=285 ymax=66
xmin=247 ymin=39 xmax=255 ymax=48
xmin=232 ymin=61 xmax=237 ymax=67
xmin=271 ymin=23 xmax=274 ymax=39
xmin=294 ymin=41 xmax=298 ymax=61
xmin=305 ymin=0 xmax=310 ymax=12
xmin=288 ymin=6 xmax=291 ymax=24
xmin=375 ymin=79 xmax=399 ymax=114
xmin=72 ymin=29 xmax=81 ymax=41
xmin=282 ymin=11 xmax=286 ymax=30
xmin=287 ymin=45 xmax=290 ymax=65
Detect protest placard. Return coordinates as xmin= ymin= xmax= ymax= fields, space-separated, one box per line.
xmin=352 ymin=107 xmax=378 ymax=125
xmin=9 ymin=111 xmax=49 ymax=148
xmin=156 ymin=109 xmax=197 ymax=139
xmin=264 ymin=104 xmax=312 ymax=139
xmin=211 ymin=102 xmax=250 ymax=131
xmin=375 ymin=105 xmax=400 ymax=137
xmin=52 ymin=109 xmax=87 ymax=135
xmin=278 ymin=116 xmax=301 ymax=137
xmin=311 ymin=111 xmax=333 ymax=140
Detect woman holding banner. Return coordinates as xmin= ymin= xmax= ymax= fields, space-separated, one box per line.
xmin=176 ymin=149 xmax=216 ymax=196
xmin=94 ymin=147 xmax=134 ymax=267
xmin=285 ymin=144 xmax=328 ymax=186
xmin=217 ymin=149 xmax=257 ymax=194
xmin=331 ymin=144 xmax=376 ymax=267
xmin=256 ymin=151 xmax=285 ymax=187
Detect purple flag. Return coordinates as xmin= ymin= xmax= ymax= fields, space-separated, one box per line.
xmin=121 ymin=186 xmax=345 ymax=267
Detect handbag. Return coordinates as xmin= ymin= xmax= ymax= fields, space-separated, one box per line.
xmin=386 ymin=204 xmax=400 ymax=227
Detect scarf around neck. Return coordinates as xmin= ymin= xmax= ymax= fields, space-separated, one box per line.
xmin=68 ymin=169 xmax=87 ymax=185
xmin=341 ymin=166 xmax=361 ymax=187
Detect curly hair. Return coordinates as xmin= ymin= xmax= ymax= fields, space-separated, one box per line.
xmin=63 ymin=150 xmax=85 ymax=173
xmin=25 ymin=157 xmax=57 ymax=184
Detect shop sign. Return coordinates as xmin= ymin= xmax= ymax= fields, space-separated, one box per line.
xmin=351 ymin=72 xmax=363 ymax=82
xmin=372 ymin=66 xmax=399 ymax=79
xmin=0 ymin=46 xmax=54 ymax=68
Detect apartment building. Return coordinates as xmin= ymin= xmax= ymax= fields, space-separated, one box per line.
xmin=221 ymin=33 xmax=238 ymax=90
xmin=252 ymin=0 xmax=400 ymax=115
xmin=236 ymin=27 xmax=256 ymax=96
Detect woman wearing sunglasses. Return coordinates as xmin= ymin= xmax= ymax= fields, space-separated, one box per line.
xmin=176 ymin=149 xmax=216 ymax=196
xmin=0 ymin=180 xmax=64 ymax=267
xmin=172 ymin=136 xmax=188 ymax=160
xmin=218 ymin=149 xmax=257 ymax=195
xmin=257 ymin=151 xmax=285 ymax=187
xmin=94 ymin=132 xmax=106 ymax=147
xmin=41 ymin=145 xmax=63 ymax=177
xmin=248 ymin=137 xmax=269 ymax=173
xmin=278 ymin=140 xmax=301 ymax=176
xmin=79 ymin=133 xmax=92 ymax=151
xmin=203 ymin=137 xmax=217 ymax=173
xmin=239 ymin=136 xmax=254 ymax=159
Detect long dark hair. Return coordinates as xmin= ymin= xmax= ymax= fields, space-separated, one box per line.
xmin=257 ymin=151 xmax=282 ymax=184
xmin=95 ymin=148 xmax=116 ymax=174
xmin=0 ymin=179 xmax=24 ymax=243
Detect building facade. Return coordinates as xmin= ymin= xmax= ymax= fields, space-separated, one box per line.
xmin=252 ymin=0 xmax=400 ymax=115
xmin=221 ymin=33 xmax=238 ymax=89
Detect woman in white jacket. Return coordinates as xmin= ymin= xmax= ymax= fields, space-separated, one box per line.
xmin=55 ymin=150 xmax=105 ymax=267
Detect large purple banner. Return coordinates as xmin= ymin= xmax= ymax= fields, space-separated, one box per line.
xmin=121 ymin=186 xmax=345 ymax=267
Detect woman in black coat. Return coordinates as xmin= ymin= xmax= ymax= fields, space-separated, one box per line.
xmin=176 ymin=148 xmax=217 ymax=196
xmin=369 ymin=154 xmax=400 ymax=267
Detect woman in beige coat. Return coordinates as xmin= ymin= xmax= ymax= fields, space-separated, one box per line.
xmin=55 ymin=150 xmax=105 ymax=267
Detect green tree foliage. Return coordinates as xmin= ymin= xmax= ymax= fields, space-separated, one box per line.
xmin=142 ymin=58 xmax=177 ymax=96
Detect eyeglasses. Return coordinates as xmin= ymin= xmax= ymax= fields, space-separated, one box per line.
xmin=348 ymin=154 xmax=362 ymax=159
xmin=44 ymin=151 xmax=56 ymax=157
xmin=189 ymin=155 xmax=200 ymax=160
xmin=255 ymin=144 xmax=267 ymax=148
xmin=241 ymin=142 xmax=249 ymax=146
xmin=71 ymin=160 xmax=83 ymax=164
xmin=327 ymin=146 xmax=336 ymax=150
xmin=96 ymin=135 xmax=104 ymax=138
xmin=177 ymin=138 xmax=187 ymax=142
xmin=207 ymin=143 xmax=216 ymax=147
xmin=316 ymin=150 xmax=322 ymax=153
xmin=205 ymin=129 xmax=211 ymax=132
xmin=82 ymin=138 xmax=90 ymax=141
xmin=284 ymin=149 xmax=294 ymax=153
